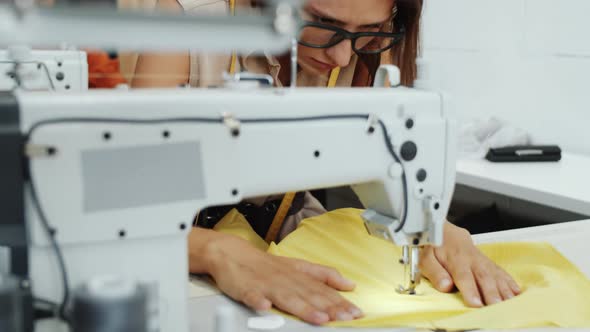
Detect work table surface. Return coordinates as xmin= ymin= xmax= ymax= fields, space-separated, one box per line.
xmin=456 ymin=153 xmax=590 ymax=216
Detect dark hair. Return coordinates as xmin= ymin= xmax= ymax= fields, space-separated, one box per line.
xmin=253 ymin=0 xmax=423 ymax=87
xmin=355 ymin=0 xmax=423 ymax=87
xmin=392 ymin=0 xmax=422 ymax=86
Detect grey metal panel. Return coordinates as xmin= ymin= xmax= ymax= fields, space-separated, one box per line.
xmin=82 ymin=142 xmax=206 ymax=212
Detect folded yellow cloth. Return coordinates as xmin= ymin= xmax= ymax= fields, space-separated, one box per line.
xmin=213 ymin=208 xmax=270 ymax=251
xmin=216 ymin=208 xmax=590 ymax=330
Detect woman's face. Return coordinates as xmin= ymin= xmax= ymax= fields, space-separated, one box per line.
xmin=297 ymin=0 xmax=395 ymax=76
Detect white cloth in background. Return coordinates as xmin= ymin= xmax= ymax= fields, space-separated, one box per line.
xmin=459 ymin=117 xmax=530 ymax=159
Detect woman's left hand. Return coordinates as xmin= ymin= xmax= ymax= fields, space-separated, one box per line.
xmin=419 ymin=222 xmax=521 ymax=307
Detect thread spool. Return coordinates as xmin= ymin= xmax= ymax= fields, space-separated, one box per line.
xmin=71 ymin=276 xmax=149 ymax=332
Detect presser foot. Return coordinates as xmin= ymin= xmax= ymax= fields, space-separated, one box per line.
xmin=396 ymin=285 xmax=417 ymax=295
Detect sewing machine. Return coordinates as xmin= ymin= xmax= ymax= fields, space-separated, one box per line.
xmin=0 ymin=0 xmax=456 ymax=330
xmin=0 ymin=83 xmax=456 ymax=331
xmin=0 ymin=49 xmax=88 ymax=91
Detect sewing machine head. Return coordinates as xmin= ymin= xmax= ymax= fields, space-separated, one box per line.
xmin=0 ymin=48 xmax=88 ymax=92
xmin=7 ymin=86 xmax=456 ymax=320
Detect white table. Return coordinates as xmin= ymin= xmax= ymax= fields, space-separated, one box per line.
xmin=188 ymin=219 xmax=590 ymax=332
xmin=456 ymin=153 xmax=590 ymax=216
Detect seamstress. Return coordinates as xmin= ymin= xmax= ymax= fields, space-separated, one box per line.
xmin=132 ymin=0 xmax=521 ymax=325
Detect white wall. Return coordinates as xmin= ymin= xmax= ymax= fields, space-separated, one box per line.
xmin=421 ymin=0 xmax=590 ymax=155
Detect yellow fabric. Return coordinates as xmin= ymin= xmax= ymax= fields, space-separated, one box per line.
xmin=215 ymin=208 xmax=590 ymax=330
xmin=213 ymin=208 xmax=269 ymax=252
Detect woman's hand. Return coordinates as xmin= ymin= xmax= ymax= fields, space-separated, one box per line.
xmin=419 ymin=222 xmax=521 ymax=307
xmin=189 ymin=228 xmax=363 ymax=325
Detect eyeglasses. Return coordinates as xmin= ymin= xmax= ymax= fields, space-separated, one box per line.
xmin=297 ymin=21 xmax=405 ymax=55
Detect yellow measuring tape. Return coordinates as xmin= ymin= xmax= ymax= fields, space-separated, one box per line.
xmin=327 ymin=67 xmax=341 ymax=88
xmin=229 ymin=0 xmax=238 ymax=74
xmin=265 ymin=192 xmax=297 ymax=242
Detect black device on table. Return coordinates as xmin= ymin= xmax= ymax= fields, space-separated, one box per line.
xmin=486 ymin=145 xmax=562 ymax=162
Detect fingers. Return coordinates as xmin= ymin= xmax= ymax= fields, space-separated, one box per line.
xmin=499 ymin=269 xmax=521 ymax=295
xmin=446 ymin=255 xmax=523 ymax=307
xmin=271 ymin=293 xmax=330 ymax=325
xmin=497 ymin=269 xmax=520 ymax=300
xmin=446 ymin=259 xmax=483 ymax=308
xmin=307 ymin=294 xmax=363 ymax=320
xmin=238 ymin=281 xmax=344 ymax=325
xmin=292 ymin=259 xmax=356 ymax=291
xmin=431 ymin=246 xmax=483 ymax=307
xmin=420 ymin=246 xmax=454 ymax=292
xmin=207 ymin=238 xmax=362 ymax=325
xmin=436 ymin=224 xmax=525 ymax=308
xmin=304 ymin=286 xmax=363 ymax=321
xmin=497 ymin=278 xmax=516 ymax=301
xmin=235 ymin=257 xmax=362 ymax=324
xmin=508 ymin=278 xmax=521 ymax=295
xmin=298 ymin=266 xmax=363 ymax=321
xmin=285 ymin=260 xmax=363 ymax=321
xmin=473 ymin=265 xmax=502 ymax=305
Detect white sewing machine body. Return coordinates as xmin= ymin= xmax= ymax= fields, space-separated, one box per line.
xmin=7 ymin=87 xmax=456 ymax=331
xmin=0 ymin=49 xmax=88 ymax=92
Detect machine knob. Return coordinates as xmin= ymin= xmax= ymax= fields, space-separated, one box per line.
xmin=400 ymin=141 xmax=418 ymax=161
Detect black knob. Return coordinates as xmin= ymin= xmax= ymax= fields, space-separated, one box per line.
xmin=416 ymin=169 xmax=427 ymax=182
xmin=400 ymin=141 xmax=417 ymax=161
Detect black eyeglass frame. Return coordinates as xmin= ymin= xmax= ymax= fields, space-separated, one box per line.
xmin=297 ymin=21 xmax=406 ymax=55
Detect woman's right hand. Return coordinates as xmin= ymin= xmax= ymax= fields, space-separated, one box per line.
xmin=188 ymin=228 xmax=363 ymax=325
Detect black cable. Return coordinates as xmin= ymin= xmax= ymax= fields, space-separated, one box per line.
xmin=25 ymin=117 xmax=223 ymax=141
xmin=28 ymin=179 xmax=71 ymax=324
xmin=240 ymin=114 xmax=369 ymax=123
xmin=376 ymin=119 xmax=408 ymax=232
